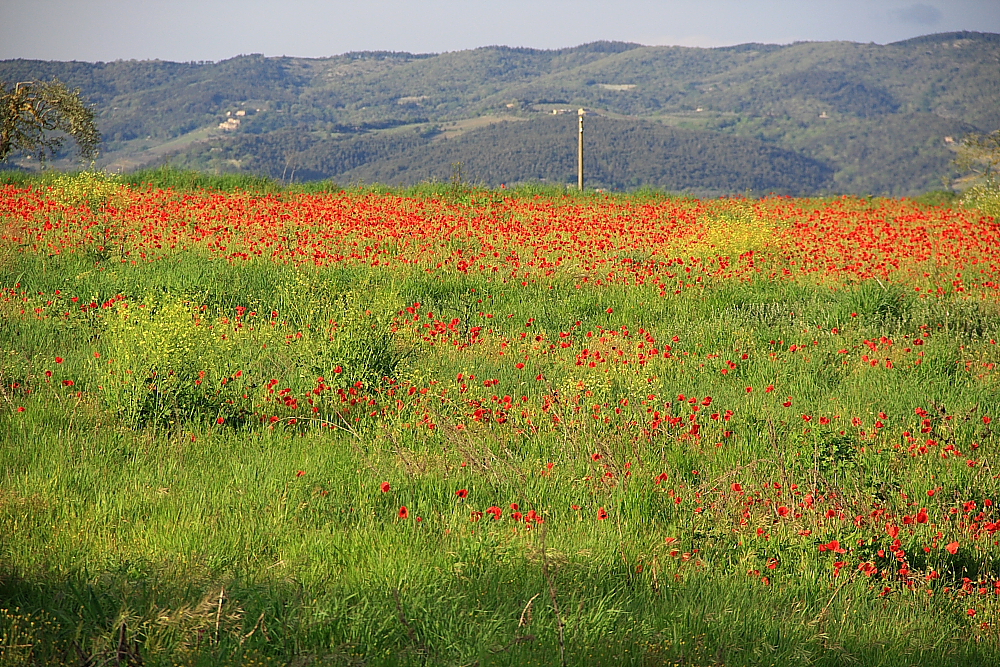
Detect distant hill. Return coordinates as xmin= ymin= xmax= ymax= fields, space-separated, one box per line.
xmin=2 ymin=32 xmax=997 ymax=194
xmin=334 ymin=116 xmax=833 ymax=194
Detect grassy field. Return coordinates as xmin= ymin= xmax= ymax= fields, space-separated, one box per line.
xmin=2 ymin=172 xmax=1000 ymax=666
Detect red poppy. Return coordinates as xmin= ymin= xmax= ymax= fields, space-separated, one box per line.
xmin=398 ymin=506 xmax=409 ymax=519
xmin=777 ymin=506 xmax=790 ymax=517
xmin=597 ymin=507 xmax=608 ymax=520
xmin=946 ymin=542 xmax=959 ymax=555
xmin=731 ymin=482 xmax=743 ymax=493
xmin=456 ymin=488 xmax=468 ymax=499
xmin=819 ymin=540 xmax=847 ymax=554
xmin=380 ymin=482 xmax=391 ymax=493
xmin=296 ymin=470 xmax=306 ymax=477
xmin=55 ymin=357 xmax=63 ymax=364
xmin=216 ymin=417 xmax=225 ymax=425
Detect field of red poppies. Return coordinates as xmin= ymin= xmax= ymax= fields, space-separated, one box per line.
xmin=2 ymin=176 xmax=1000 ymax=666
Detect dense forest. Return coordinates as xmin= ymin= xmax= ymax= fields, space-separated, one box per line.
xmin=1 ymin=31 xmax=997 ymax=194
xmin=332 ymin=116 xmax=833 ymax=194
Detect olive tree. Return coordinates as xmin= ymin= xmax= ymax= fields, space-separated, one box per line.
xmin=1 ymin=79 xmax=101 ymax=163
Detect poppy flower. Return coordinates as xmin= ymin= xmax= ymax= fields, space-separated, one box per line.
xmin=946 ymin=542 xmax=959 ymax=555
xmin=731 ymin=482 xmax=743 ymax=493
xmin=819 ymin=540 xmax=847 ymax=554
xmin=455 ymin=488 xmax=468 ymax=499
xmin=398 ymin=506 xmax=409 ymax=519
xmin=597 ymin=507 xmax=608 ymax=520
xmin=380 ymin=482 xmax=391 ymax=493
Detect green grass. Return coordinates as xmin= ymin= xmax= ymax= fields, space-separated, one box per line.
xmin=2 ymin=188 xmax=999 ymax=666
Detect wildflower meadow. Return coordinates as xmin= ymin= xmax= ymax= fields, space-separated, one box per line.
xmin=2 ymin=173 xmax=1000 ymax=666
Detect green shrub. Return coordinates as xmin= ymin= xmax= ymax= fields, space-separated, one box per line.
xmin=99 ymin=291 xmax=407 ymax=429
xmin=49 ymin=169 xmax=126 ymax=211
xmin=961 ymin=181 xmax=1000 ymax=219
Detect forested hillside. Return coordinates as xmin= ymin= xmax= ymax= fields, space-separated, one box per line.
xmin=338 ymin=116 xmax=834 ymax=194
xmin=2 ymin=32 xmax=997 ymax=194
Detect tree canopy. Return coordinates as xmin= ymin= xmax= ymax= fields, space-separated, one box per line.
xmin=1 ymin=79 xmax=101 ymax=163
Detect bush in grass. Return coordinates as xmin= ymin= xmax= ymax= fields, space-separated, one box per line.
xmin=99 ymin=292 xmax=407 ymax=429
xmin=49 ymin=169 xmax=127 ymax=212
xmin=961 ymin=181 xmax=1000 ymax=219
xmin=670 ymin=199 xmax=778 ymax=260
xmin=956 ymin=131 xmax=1000 ymax=219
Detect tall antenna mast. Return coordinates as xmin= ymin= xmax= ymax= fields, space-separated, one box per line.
xmin=577 ymin=108 xmax=585 ymax=191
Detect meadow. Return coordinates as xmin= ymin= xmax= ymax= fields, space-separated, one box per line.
xmin=2 ymin=172 xmax=1000 ymax=666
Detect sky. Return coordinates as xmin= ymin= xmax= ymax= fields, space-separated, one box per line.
xmin=1 ymin=0 xmax=998 ymax=62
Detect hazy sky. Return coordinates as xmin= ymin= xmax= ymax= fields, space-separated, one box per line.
xmin=2 ymin=0 xmax=998 ymax=62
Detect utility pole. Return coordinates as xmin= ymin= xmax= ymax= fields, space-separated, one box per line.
xmin=577 ymin=108 xmax=585 ymax=191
